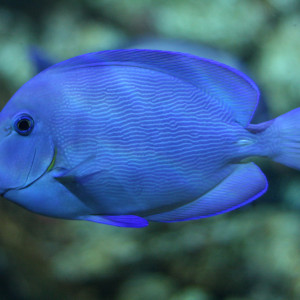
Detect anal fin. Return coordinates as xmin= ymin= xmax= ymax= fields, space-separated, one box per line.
xmin=146 ymin=163 xmax=268 ymax=222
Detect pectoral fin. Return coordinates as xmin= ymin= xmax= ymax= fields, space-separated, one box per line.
xmin=53 ymin=156 xmax=100 ymax=183
xmin=53 ymin=161 xmax=105 ymax=203
xmin=53 ymin=157 xmax=130 ymax=212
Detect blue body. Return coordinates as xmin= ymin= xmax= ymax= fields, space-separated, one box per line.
xmin=1 ymin=49 xmax=299 ymax=227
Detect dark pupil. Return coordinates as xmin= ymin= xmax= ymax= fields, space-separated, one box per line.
xmin=18 ymin=119 xmax=30 ymax=131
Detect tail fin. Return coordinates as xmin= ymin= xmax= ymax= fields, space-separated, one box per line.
xmin=269 ymin=108 xmax=300 ymax=170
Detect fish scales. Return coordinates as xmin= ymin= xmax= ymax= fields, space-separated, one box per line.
xmin=48 ymin=65 xmax=237 ymax=215
xmin=57 ymin=68 xmax=234 ymax=161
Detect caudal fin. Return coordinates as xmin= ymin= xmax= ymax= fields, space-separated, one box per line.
xmin=269 ymin=108 xmax=300 ymax=170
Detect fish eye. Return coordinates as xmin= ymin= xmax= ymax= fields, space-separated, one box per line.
xmin=14 ymin=114 xmax=34 ymax=136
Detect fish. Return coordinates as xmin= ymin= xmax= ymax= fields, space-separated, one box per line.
xmin=0 ymin=49 xmax=299 ymax=228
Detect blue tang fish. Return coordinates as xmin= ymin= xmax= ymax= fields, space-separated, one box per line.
xmin=0 ymin=49 xmax=298 ymax=227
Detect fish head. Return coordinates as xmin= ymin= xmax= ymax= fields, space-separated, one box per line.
xmin=0 ymin=74 xmax=56 ymax=199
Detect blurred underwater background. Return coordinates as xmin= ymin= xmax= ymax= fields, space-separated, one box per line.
xmin=1 ymin=0 xmax=300 ymax=299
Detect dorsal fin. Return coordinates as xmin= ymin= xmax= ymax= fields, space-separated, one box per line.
xmin=46 ymin=49 xmax=260 ymax=126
